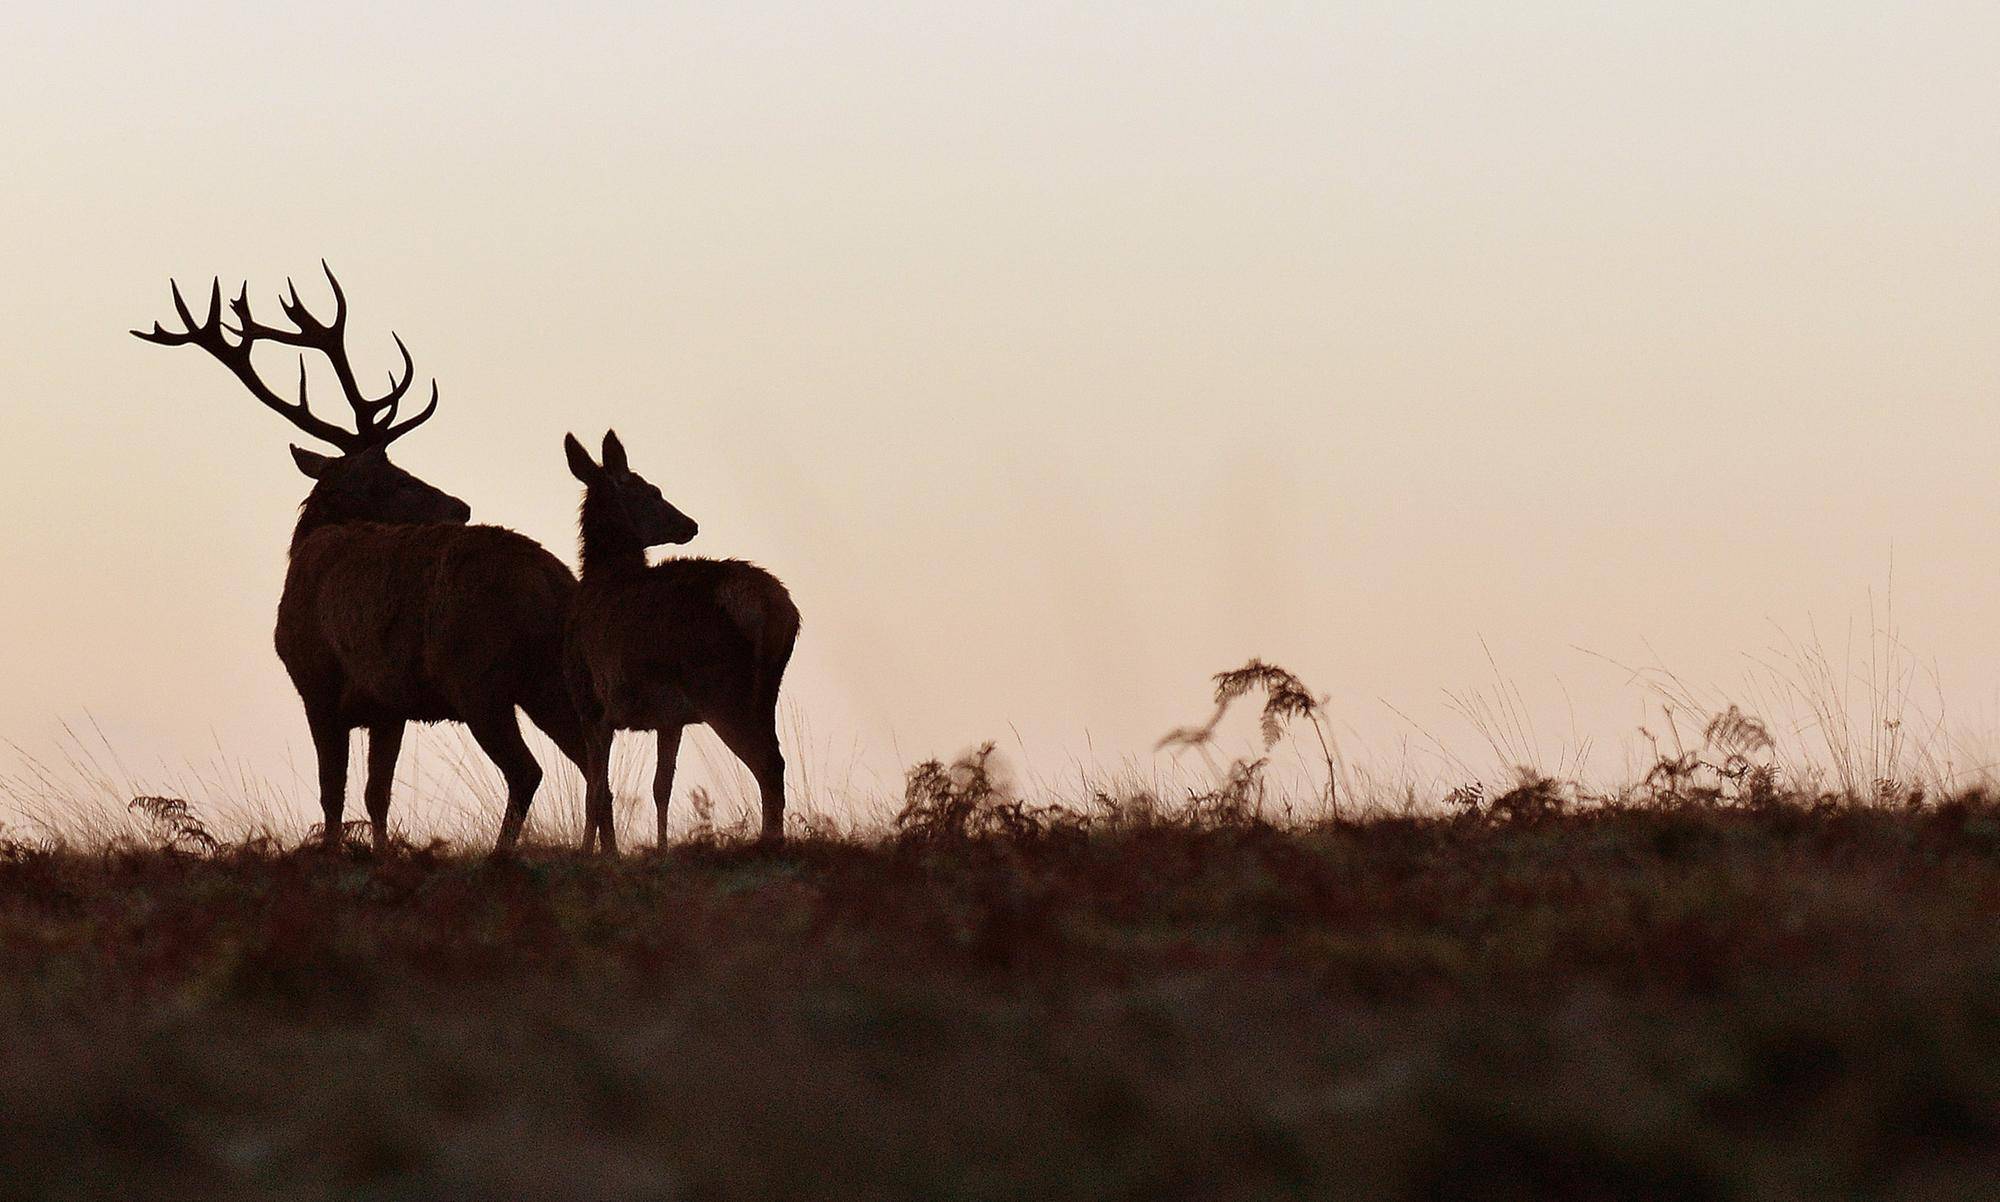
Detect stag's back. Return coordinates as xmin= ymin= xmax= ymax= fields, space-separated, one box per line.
xmin=278 ymin=523 xmax=577 ymax=723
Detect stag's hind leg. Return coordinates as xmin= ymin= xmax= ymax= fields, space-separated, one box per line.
xmin=364 ymin=722 xmax=405 ymax=853
xmin=522 ymin=680 xmax=590 ymax=782
xmin=464 ymin=708 xmax=544 ymax=853
xmin=653 ymin=724 xmax=685 ymax=848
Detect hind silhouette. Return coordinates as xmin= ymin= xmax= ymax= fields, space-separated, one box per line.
xmin=563 ymin=431 xmax=799 ymax=853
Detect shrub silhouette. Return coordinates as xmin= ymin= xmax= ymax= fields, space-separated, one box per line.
xmin=1158 ymin=658 xmax=1338 ymax=813
xmin=127 ymin=795 xmax=218 ymax=854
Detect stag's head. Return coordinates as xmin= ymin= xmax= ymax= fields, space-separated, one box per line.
xmin=133 ymin=263 xmax=470 ymax=528
xmin=288 ymin=444 xmax=470 ymax=527
xmin=565 ymin=430 xmax=699 ymax=547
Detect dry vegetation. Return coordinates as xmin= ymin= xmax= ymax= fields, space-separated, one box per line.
xmin=1 ymin=787 xmax=1996 ymax=1196
xmin=2 ymin=660 xmax=1998 ymax=1199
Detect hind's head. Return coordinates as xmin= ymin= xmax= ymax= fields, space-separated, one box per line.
xmin=565 ymin=430 xmax=699 ymax=547
xmin=291 ymin=444 xmax=471 ymax=527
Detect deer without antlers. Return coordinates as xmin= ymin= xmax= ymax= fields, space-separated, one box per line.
xmin=563 ymin=431 xmax=800 ymax=853
xmin=135 ymin=265 xmax=587 ymax=851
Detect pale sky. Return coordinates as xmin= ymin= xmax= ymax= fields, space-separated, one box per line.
xmin=3 ymin=3 xmax=1997 ymax=823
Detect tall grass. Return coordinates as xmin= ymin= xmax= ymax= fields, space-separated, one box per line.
xmin=1584 ymin=594 xmax=1976 ymax=802
xmin=1383 ymin=638 xmax=1596 ymax=803
xmin=0 ymin=718 xmax=303 ymax=845
xmin=7 ymin=615 xmax=1996 ymax=851
xmin=0 ymin=698 xmax=869 ymax=850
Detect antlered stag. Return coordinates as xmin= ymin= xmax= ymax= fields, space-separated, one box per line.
xmin=562 ymin=431 xmax=800 ymax=854
xmin=134 ymin=267 xmax=585 ymax=851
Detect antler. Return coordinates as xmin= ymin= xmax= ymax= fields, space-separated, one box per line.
xmin=132 ymin=262 xmax=439 ymax=451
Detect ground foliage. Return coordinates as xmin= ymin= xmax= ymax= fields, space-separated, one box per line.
xmin=1 ymin=780 xmax=1997 ymax=1201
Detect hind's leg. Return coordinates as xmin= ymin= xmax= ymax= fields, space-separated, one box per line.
xmin=653 ymin=724 xmax=685 ymax=847
xmin=579 ymin=723 xmax=617 ymax=855
xmin=364 ymin=722 xmax=405 ymax=853
xmin=710 ymin=708 xmax=786 ymax=846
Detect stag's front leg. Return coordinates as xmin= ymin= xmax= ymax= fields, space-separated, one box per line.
xmin=364 ymin=722 xmax=405 ymax=853
xmin=307 ymin=711 xmax=350 ymax=849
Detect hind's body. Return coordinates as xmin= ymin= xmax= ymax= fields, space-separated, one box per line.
xmin=565 ymin=557 xmax=796 ymax=732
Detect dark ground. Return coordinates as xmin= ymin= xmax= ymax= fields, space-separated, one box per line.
xmin=2 ymin=792 xmax=1997 ymax=1200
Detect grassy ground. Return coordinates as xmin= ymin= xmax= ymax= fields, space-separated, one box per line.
xmin=2 ymin=790 xmax=1998 ymax=1201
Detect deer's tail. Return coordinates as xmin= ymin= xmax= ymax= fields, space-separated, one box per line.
xmin=714 ymin=572 xmax=800 ymax=713
xmin=756 ymin=596 xmax=801 ymax=712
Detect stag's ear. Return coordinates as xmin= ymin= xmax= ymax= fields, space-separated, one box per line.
xmin=600 ymin=429 xmax=629 ymax=475
xmin=564 ymin=433 xmax=599 ymax=483
xmin=290 ymin=445 xmax=334 ymax=479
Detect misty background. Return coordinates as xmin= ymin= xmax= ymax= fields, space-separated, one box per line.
xmin=3 ymin=2 xmax=1997 ymax=820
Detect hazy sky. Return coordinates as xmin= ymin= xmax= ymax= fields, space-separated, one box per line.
xmin=4 ymin=3 xmax=1997 ymax=817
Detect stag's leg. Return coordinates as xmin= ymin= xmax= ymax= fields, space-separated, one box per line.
xmin=466 ymin=709 xmax=543 ymax=853
xmin=363 ymin=722 xmax=405 ymax=854
xmin=711 ymin=709 xmax=786 ymax=847
xmin=524 ymin=690 xmax=599 ymax=848
xmin=653 ymin=724 xmax=685 ymax=848
xmin=522 ymin=682 xmax=590 ymax=781
xmin=581 ymin=725 xmax=617 ymax=856
xmin=581 ymin=730 xmax=601 ymax=853
xmin=307 ymin=711 xmax=351 ymax=849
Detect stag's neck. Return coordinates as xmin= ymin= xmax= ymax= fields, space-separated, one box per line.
xmin=578 ymin=492 xmax=648 ymax=580
xmin=289 ymin=499 xmax=344 ymax=556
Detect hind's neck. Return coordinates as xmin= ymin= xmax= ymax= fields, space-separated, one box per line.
xmin=578 ymin=491 xmax=648 ymax=580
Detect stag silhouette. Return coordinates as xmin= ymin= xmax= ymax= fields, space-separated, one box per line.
xmin=563 ymin=431 xmax=800 ymax=853
xmin=134 ymin=266 xmax=586 ymax=851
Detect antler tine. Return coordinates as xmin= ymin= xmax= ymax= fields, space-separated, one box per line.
xmin=132 ymin=278 xmax=197 ymax=345
xmin=320 ymin=260 xmax=348 ymax=330
xmin=375 ymin=345 xmax=415 ymax=419
xmin=275 ymin=276 xmax=328 ymax=336
xmin=369 ymin=332 xmax=418 ymax=413
xmin=226 ymin=281 xmax=268 ymax=341
xmin=375 ymin=379 xmax=440 ymax=447
xmin=189 ymin=278 xmax=214 ymax=335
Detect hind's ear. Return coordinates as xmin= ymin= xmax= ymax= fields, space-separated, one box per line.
xmin=290 ymin=445 xmax=333 ymax=479
xmin=564 ymin=433 xmax=599 ymax=483
xmin=600 ymin=429 xmax=629 ymax=475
